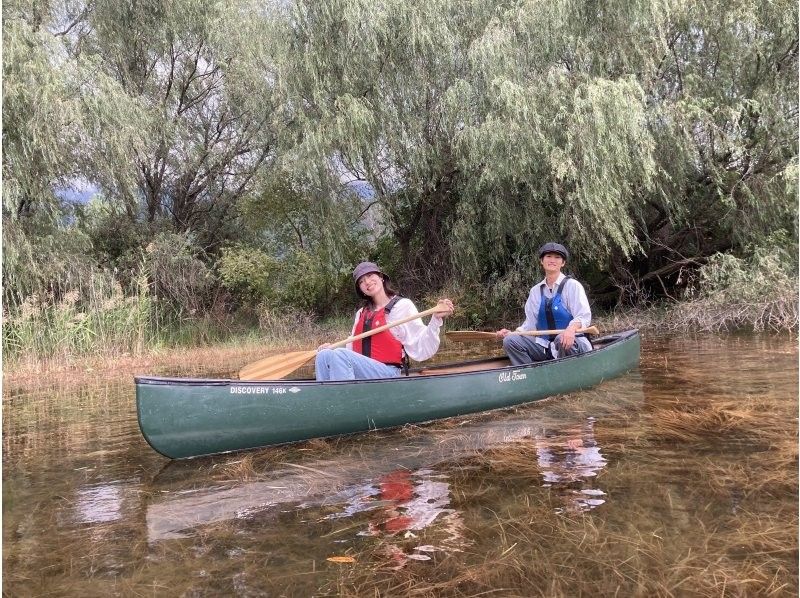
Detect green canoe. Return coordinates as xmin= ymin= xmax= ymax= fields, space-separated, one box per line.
xmin=136 ymin=329 xmax=640 ymax=460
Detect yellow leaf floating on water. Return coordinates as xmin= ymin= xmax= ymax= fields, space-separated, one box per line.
xmin=327 ymin=556 xmax=356 ymax=564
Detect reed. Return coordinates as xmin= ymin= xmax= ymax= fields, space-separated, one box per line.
xmin=3 ymin=283 xmax=168 ymax=363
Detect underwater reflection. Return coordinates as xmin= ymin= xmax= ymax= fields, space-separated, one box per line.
xmin=327 ymin=468 xmax=469 ymax=567
xmin=534 ymin=417 xmax=607 ymax=514
xmin=72 ymin=482 xmax=124 ymax=524
xmin=145 ymin=416 xmax=544 ymax=543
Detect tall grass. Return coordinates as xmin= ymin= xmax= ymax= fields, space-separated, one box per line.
xmin=4 ymin=276 xmax=160 ymax=362
xmin=1 ymin=278 xmax=353 ymax=367
xmin=596 ymin=250 xmax=798 ymax=334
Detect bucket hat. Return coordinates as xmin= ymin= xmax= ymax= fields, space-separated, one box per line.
xmin=352 ymin=262 xmax=387 ymax=297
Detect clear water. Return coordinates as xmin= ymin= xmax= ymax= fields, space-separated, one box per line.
xmin=3 ymin=333 xmax=797 ymax=596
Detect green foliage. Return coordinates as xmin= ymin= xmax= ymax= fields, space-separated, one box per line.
xmin=3 ymin=7 xmax=85 ymax=220
xmin=693 ymin=245 xmax=797 ymax=306
xmin=219 ymin=244 xmax=351 ymax=313
xmin=3 ymin=1 xmax=146 ymax=222
xmin=3 ymin=0 xmax=797 ymax=361
xmin=218 ymin=245 xmax=278 ymax=303
xmin=2 ymin=217 xmax=98 ymax=310
xmin=76 ymin=196 xmax=150 ymax=291
xmin=282 ymin=0 xmax=797 ymax=304
xmin=276 ymin=250 xmax=343 ymax=312
xmin=235 ymin=175 xmax=371 ymax=312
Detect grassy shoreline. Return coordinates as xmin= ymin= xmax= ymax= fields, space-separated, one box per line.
xmin=3 ymin=342 xmax=272 ymax=390
xmin=2 ymin=321 xmax=354 ymax=391
xmin=4 ymin=300 xmax=797 ymax=391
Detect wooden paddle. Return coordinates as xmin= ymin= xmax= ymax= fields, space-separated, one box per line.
xmin=239 ymin=305 xmax=445 ymax=381
xmin=446 ymin=325 xmax=600 ymax=342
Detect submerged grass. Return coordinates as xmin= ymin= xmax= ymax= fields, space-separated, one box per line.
xmin=319 ymin=496 xmax=795 ymax=597
xmin=645 ymin=397 xmax=787 ymax=442
xmin=3 ymin=320 xmax=796 ymax=597
xmin=127 ymin=378 xmax=797 ymax=598
xmin=322 ymin=444 xmax=796 ymax=596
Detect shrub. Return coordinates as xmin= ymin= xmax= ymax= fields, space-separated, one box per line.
xmin=667 ymin=245 xmax=798 ymax=332
xmin=143 ymin=232 xmax=216 ymax=316
xmin=218 ymin=244 xmax=279 ymax=304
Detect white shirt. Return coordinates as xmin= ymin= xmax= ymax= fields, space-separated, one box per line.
xmin=517 ymin=273 xmax=592 ymax=348
xmin=347 ymin=297 xmax=443 ymax=362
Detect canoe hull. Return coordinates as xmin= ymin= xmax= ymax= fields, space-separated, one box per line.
xmin=136 ymin=330 xmax=640 ymax=459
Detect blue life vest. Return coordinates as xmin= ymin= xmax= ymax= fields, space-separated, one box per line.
xmin=536 ymin=277 xmax=574 ymax=340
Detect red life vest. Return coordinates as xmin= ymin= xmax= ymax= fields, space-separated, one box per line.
xmin=352 ymin=297 xmax=404 ymax=366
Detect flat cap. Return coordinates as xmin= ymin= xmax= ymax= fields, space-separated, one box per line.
xmin=538 ymin=242 xmax=569 ymax=260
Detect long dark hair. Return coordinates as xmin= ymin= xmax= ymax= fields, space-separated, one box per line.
xmin=358 ymin=276 xmax=400 ymax=310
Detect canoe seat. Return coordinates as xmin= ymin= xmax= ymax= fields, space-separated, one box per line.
xmin=414 ymin=358 xmax=511 ymax=376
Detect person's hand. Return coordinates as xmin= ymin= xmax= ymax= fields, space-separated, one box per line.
xmin=434 ymin=298 xmax=454 ymax=318
xmin=496 ymin=328 xmax=511 ymax=339
xmin=560 ymin=327 xmax=576 ymax=351
xmin=317 ymin=342 xmax=332 ymax=351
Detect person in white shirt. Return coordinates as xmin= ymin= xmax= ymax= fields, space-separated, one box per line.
xmin=496 ymin=242 xmax=592 ymax=364
xmin=315 ymin=262 xmax=454 ymax=381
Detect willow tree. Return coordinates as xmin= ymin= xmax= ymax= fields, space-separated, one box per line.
xmin=281 ymin=0 xmax=797 ymax=306
xmin=625 ymin=0 xmax=799 ymax=305
xmin=3 ymin=0 xmax=284 ymax=310
xmin=278 ymin=0 xmax=664 ymax=297
xmin=278 ymin=0 xmax=492 ymax=293
xmin=3 ymin=0 xmax=147 ymax=305
xmin=450 ymin=0 xmax=670 ymax=301
xmin=72 ymin=0 xmax=282 ymax=251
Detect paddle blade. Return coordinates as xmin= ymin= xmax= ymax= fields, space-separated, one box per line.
xmin=239 ymin=349 xmax=318 ymax=381
xmin=445 ymin=330 xmax=500 ymax=342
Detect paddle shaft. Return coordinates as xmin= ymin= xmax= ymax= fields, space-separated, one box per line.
xmin=327 ymin=305 xmax=443 ymax=349
xmin=238 ymin=305 xmax=445 ymax=380
xmin=511 ymin=325 xmax=598 ymax=337
xmin=445 ymin=325 xmax=599 ymax=343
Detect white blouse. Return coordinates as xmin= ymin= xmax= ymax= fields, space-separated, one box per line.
xmin=347 ymin=298 xmax=443 ymax=362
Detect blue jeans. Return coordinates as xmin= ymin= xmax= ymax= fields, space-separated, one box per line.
xmin=502 ymin=334 xmax=592 ymax=366
xmin=315 ymin=348 xmax=402 ymax=381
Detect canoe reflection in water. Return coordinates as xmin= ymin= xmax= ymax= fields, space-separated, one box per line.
xmin=325 ymin=468 xmax=468 ymax=567
xmin=534 ymin=416 xmax=608 ymax=514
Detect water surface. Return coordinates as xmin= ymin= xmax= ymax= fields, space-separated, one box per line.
xmin=3 ymin=333 xmax=797 ymax=596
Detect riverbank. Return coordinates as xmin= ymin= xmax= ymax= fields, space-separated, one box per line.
xmin=4 ymin=301 xmax=796 ymax=392
xmin=2 ymin=343 xmax=277 ymax=391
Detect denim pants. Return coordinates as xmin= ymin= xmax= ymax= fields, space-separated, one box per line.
xmin=502 ymin=334 xmax=592 ymax=366
xmin=315 ymin=348 xmax=402 ymax=381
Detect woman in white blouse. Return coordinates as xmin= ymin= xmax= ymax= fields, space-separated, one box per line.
xmin=315 ymin=262 xmax=454 ymax=381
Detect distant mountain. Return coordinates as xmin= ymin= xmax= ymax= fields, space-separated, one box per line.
xmin=57 ymin=184 xmax=98 ymax=204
